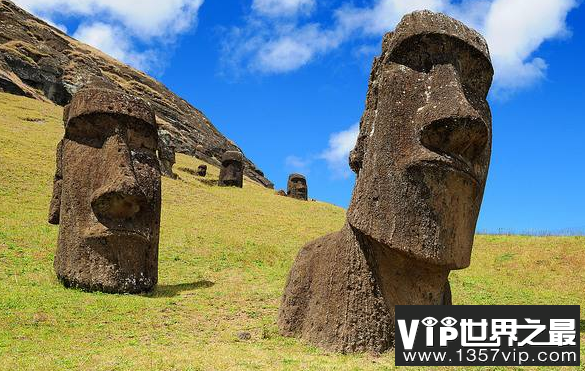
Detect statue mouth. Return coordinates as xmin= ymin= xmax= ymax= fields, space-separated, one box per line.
xmin=84 ymin=226 xmax=150 ymax=244
xmin=415 ymin=158 xmax=481 ymax=186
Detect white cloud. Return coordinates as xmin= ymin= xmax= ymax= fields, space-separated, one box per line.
xmin=12 ymin=0 xmax=204 ymax=72
xmin=253 ymin=0 xmax=315 ymax=17
xmin=483 ymin=0 xmax=577 ymax=92
xmin=335 ymin=0 xmax=445 ymax=36
xmin=14 ymin=0 xmax=203 ymax=39
xmin=285 ymin=155 xmax=312 ymax=174
xmin=284 ymin=123 xmax=358 ymax=178
xmin=319 ymin=123 xmax=359 ymax=178
xmin=254 ymin=24 xmax=343 ymax=72
xmin=225 ymin=0 xmax=580 ymax=92
xmin=257 ymin=37 xmax=314 ymax=72
xmin=73 ymin=22 xmax=154 ymax=71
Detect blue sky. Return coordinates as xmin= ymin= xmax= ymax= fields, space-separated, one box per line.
xmin=15 ymin=0 xmax=585 ymax=234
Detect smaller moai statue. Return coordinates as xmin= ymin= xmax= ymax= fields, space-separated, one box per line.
xmin=218 ymin=151 xmax=244 ymax=187
xmin=287 ymin=174 xmax=308 ymax=201
xmin=158 ymin=129 xmax=176 ymax=179
xmin=197 ymin=164 xmax=207 ymax=177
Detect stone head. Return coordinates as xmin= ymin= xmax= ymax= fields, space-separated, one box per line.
xmin=347 ymin=11 xmax=493 ymax=269
xmin=48 ymin=88 xmax=161 ymax=292
xmin=197 ymin=164 xmax=207 ymax=177
xmin=218 ymin=150 xmax=243 ymax=187
xmin=157 ymin=129 xmax=175 ymax=161
xmin=287 ymin=173 xmax=308 ymax=201
xmin=157 ymin=129 xmax=176 ymax=178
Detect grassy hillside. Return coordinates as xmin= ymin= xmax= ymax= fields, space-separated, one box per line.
xmin=0 ymin=92 xmax=583 ymax=370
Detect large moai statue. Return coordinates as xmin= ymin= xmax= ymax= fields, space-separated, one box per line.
xmin=287 ymin=173 xmax=308 ymax=201
xmin=218 ymin=151 xmax=244 ymax=187
xmin=158 ymin=129 xmax=176 ymax=179
xmin=48 ymin=88 xmax=162 ymax=294
xmin=278 ymin=11 xmax=493 ymax=353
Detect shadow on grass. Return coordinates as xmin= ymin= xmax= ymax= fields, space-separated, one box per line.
xmin=177 ymin=166 xmax=198 ymax=176
xmin=580 ymin=320 xmax=585 ymax=334
xmin=176 ymin=167 xmax=217 ymax=187
xmin=195 ymin=178 xmax=217 ymax=187
xmin=146 ymin=280 xmax=214 ymax=298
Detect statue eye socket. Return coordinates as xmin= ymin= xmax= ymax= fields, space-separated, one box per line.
xmin=387 ymin=34 xmax=492 ymax=98
xmin=131 ymin=149 xmax=157 ymax=165
xmin=65 ymin=118 xmax=110 ymax=147
xmin=441 ymin=317 xmax=457 ymax=327
xmin=127 ymin=127 xmax=157 ymax=152
xmin=422 ymin=317 xmax=438 ymax=327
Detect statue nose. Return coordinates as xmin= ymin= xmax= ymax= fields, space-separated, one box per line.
xmin=420 ymin=117 xmax=488 ymax=164
xmin=92 ymin=190 xmax=144 ymax=220
xmin=91 ymin=134 xmax=146 ymax=220
xmin=419 ymin=64 xmax=489 ymax=164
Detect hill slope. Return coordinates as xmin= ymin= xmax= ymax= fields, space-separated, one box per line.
xmin=0 ymin=0 xmax=273 ymax=188
xmin=0 ymin=94 xmax=584 ymax=370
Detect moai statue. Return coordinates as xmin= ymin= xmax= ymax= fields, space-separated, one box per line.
xmin=158 ymin=129 xmax=176 ymax=179
xmin=48 ymin=88 xmax=162 ymax=294
xmin=197 ymin=164 xmax=207 ymax=177
xmin=278 ymin=11 xmax=493 ymax=353
xmin=218 ymin=151 xmax=243 ymax=187
xmin=287 ymin=174 xmax=308 ymax=201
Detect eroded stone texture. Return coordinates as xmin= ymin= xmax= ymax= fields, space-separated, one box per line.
xmin=197 ymin=164 xmax=207 ymax=177
xmin=48 ymin=88 xmax=162 ymax=294
xmin=218 ymin=151 xmax=243 ymax=188
xmin=158 ymin=129 xmax=176 ymax=179
xmin=287 ymin=173 xmax=308 ymax=201
xmin=278 ymin=10 xmax=493 ymax=353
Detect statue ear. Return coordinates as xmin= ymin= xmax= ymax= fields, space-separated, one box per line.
xmin=349 ymin=134 xmax=365 ymax=174
xmin=349 ymin=52 xmax=387 ymax=175
xmin=48 ymin=140 xmax=64 ymax=225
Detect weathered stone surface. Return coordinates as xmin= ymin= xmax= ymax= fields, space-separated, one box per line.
xmin=287 ymin=173 xmax=308 ymax=201
xmin=218 ymin=151 xmax=244 ymax=188
xmin=278 ymin=10 xmax=493 ymax=353
xmin=0 ymin=0 xmax=273 ymax=188
xmin=48 ymin=87 xmax=162 ymax=294
xmin=237 ymin=331 xmax=252 ymax=341
xmin=158 ymin=129 xmax=176 ymax=179
xmin=276 ymin=190 xmax=287 ymax=197
xmin=197 ymin=164 xmax=207 ymax=177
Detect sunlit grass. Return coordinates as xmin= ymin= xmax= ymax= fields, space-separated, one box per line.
xmin=0 ymin=93 xmax=583 ymax=370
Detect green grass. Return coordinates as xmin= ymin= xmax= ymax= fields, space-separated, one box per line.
xmin=0 ymin=92 xmax=584 ymax=370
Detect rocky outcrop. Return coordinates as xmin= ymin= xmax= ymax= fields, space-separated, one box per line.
xmin=0 ymin=0 xmax=273 ymax=188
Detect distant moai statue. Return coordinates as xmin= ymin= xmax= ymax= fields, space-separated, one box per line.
xmin=278 ymin=11 xmax=494 ymax=353
xmin=197 ymin=164 xmax=207 ymax=177
xmin=48 ymin=88 xmax=162 ymax=294
xmin=287 ymin=174 xmax=308 ymax=201
xmin=158 ymin=129 xmax=176 ymax=179
xmin=218 ymin=151 xmax=243 ymax=187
